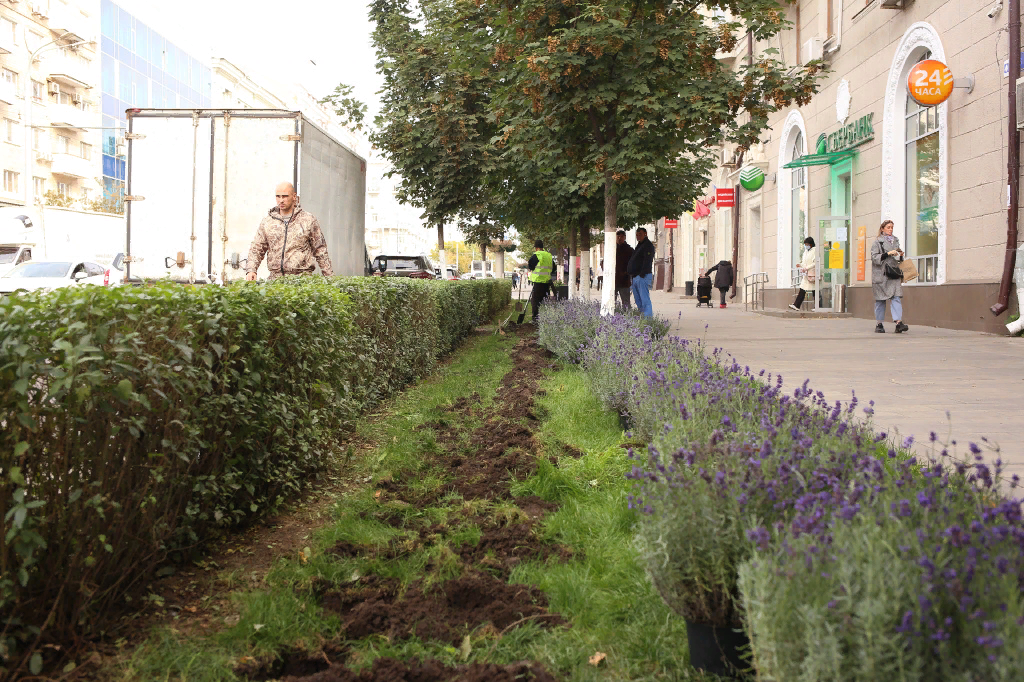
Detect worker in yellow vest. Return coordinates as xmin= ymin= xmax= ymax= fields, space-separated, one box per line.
xmin=527 ymin=239 xmax=555 ymax=323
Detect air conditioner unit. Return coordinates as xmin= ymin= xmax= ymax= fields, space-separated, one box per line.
xmin=802 ymin=37 xmax=823 ymax=64
xmin=879 ymin=0 xmax=903 ymax=8
xmin=1017 ymin=77 xmax=1024 ymax=129
xmin=29 ymin=2 xmax=47 ymax=17
xmin=35 ymin=150 xmax=52 ymax=162
xmin=115 ymin=143 xmax=125 ymax=157
xmin=71 ymin=93 xmax=82 ymax=105
xmin=47 ymin=82 xmax=59 ymax=95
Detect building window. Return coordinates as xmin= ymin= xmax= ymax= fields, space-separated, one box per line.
xmin=790 ymin=130 xmax=807 ymax=274
xmin=4 ymin=118 xmax=17 ymax=143
xmin=33 ymin=128 xmax=43 ymax=150
xmin=2 ymin=68 xmax=18 ymax=88
xmin=57 ymin=181 xmax=69 ymax=197
xmin=31 ymin=80 xmax=44 ymax=102
xmin=4 ymin=170 xmax=19 ymax=194
xmin=1 ymin=17 xmax=16 ymax=47
xmin=33 ymin=176 xmax=45 ymax=198
xmin=57 ymin=135 xmax=70 ymax=154
xmin=80 ymin=141 xmax=91 ymax=160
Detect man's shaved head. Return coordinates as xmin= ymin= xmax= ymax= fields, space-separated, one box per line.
xmin=275 ymin=182 xmax=297 ymax=214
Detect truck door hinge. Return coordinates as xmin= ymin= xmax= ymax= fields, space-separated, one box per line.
xmin=280 ymin=134 xmax=302 ymax=142
xmin=124 ymin=195 xmax=145 ymax=201
xmin=124 ymin=133 xmax=146 ymax=140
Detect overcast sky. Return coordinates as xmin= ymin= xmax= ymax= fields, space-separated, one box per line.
xmin=116 ymin=0 xmax=385 ymax=120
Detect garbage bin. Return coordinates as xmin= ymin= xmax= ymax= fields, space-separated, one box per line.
xmin=554 ymin=284 xmax=569 ymax=300
xmin=685 ymin=280 xmax=694 ymax=296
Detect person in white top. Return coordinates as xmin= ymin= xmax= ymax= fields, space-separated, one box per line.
xmin=596 ymin=259 xmax=604 ymax=290
xmin=789 ymin=237 xmax=816 ymax=310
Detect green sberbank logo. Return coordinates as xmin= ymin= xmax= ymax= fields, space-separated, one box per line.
xmin=739 ymin=166 xmax=765 ymax=191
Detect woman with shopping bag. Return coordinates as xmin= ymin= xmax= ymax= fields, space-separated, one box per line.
xmin=870 ymin=220 xmax=908 ymax=334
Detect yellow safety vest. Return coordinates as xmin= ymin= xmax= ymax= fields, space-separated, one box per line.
xmin=529 ymin=250 xmax=555 ymax=283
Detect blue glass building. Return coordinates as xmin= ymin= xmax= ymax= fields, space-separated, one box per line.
xmin=98 ymin=0 xmax=211 ymax=202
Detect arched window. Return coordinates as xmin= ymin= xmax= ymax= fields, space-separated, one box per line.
xmin=882 ymin=24 xmax=946 ymax=284
xmin=904 ymin=51 xmax=939 ymax=282
xmin=790 ymin=130 xmax=807 ymax=276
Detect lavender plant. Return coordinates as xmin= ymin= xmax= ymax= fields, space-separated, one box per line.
xmin=738 ymin=443 xmax=1024 ymax=681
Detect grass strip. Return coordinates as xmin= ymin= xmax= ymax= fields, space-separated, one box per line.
xmin=109 ymin=332 xmax=716 ymax=682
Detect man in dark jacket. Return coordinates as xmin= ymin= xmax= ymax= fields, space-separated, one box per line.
xmin=614 ymin=229 xmax=635 ymax=309
xmin=627 ymin=227 xmax=656 ymax=317
xmin=705 ymin=260 xmax=735 ymax=308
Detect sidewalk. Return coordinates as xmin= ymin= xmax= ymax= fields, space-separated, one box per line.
xmin=651 ymin=289 xmax=1024 ymax=479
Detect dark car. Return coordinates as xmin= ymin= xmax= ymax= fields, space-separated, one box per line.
xmin=372 ymin=254 xmax=435 ymax=279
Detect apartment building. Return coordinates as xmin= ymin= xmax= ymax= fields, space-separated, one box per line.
xmin=0 ymin=0 xmax=101 ymax=210
xmin=668 ymin=0 xmax=1021 ymax=334
xmin=210 ymin=57 xmax=287 ymax=110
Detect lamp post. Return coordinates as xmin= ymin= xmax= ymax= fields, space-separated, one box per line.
xmin=24 ymin=31 xmax=89 ymax=208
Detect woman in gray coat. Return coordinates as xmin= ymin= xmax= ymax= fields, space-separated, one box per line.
xmin=870 ymin=219 xmax=908 ymax=333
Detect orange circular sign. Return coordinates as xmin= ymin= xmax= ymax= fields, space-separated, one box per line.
xmin=907 ymin=59 xmax=954 ymax=107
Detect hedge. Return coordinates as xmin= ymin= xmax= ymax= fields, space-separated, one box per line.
xmin=0 ymin=275 xmax=509 ymax=672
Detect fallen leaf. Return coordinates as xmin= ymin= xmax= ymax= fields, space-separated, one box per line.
xmin=253 ymin=623 xmax=265 ymax=631
xmin=185 ymin=606 xmax=197 ymax=613
xmin=589 ymin=651 xmax=607 ymax=666
xmin=459 ymin=634 xmax=472 ymax=661
xmin=374 ymin=490 xmax=383 ymax=500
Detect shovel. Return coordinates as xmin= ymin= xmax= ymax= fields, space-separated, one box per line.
xmin=498 ymin=275 xmax=527 ymax=332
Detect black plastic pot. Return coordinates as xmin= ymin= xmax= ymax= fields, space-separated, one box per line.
xmin=617 ymin=411 xmax=633 ymax=432
xmin=686 ymin=621 xmax=750 ymax=678
xmin=553 ymin=284 xmax=569 ymax=300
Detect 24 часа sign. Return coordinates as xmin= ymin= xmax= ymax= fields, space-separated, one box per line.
xmin=816 ymin=113 xmax=874 ymax=155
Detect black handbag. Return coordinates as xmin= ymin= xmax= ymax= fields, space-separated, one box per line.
xmin=884 ymin=259 xmax=903 ymax=280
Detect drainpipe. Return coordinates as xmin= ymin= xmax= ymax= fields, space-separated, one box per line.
xmin=1008 ymin=243 xmax=1024 ymax=334
xmin=731 ymin=183 xmax=740 ymax=299
xmin=993 ymin=0 xmax=1021 ymax=316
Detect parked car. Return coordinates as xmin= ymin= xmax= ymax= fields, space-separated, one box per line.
xmin=434 ymin=266 xmax=459 ymax=280
xmin=0 ymin=260 xmax=106 ymax=295
xmin=371 ymin=254 xmax=435 ymax=279
xmin=0 ymin=244 xmax=35 ymax=278
xmin=103 ymin=252 xmax=126 ymax=286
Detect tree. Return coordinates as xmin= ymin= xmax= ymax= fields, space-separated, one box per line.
xmin=429 ymin=240 xmax=477 ymax=273
xmin=319 ymin=83 xmax=368 ymax=132
xmin=478 ymin=0 xmax=824 ymax=313
xmin=370 ymin=0 xmax=499 ymax=273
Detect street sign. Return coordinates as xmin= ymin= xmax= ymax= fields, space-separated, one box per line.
xmin=907 ymin=59 xmax=954 ymax=107
xmin=664 ymin=218 xmax=678 ymax=229
xmin=716 ymin=188 xmax=735 ymax=207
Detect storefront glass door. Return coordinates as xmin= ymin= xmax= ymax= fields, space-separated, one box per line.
xmin=815 ymin=160 xmax=854 ymax=311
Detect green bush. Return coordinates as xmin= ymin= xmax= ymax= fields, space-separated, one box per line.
xmin=0 ymin=276 xmax=508 ymax=672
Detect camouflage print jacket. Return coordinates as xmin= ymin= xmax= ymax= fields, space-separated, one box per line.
xmin=245 ymin=207 xmax=334 ymax=279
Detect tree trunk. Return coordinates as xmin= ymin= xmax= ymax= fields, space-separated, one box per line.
xmin=667 ymin=221 xmax=674 ymax=293
xmin=568 ymin=221 xmax=577 ymax=300
xmin=437 ymin=221 xmax=447 ymax=277
xmin=579 ymin=214 xmax=592 ymax=301
xmin=601 ymin=171 xmax=618 ymax=316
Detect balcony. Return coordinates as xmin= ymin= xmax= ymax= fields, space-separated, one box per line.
xmin=47 ymin=3 xmax=96 ymax=46
xmin=0 ymin=79 xmax=16 ymax=105
xmin=49 ymin=103 xmax=95 ymax=131
xmin=51 ymin=151 xmax=92 ymax=179
xmin=35 ymin=149 xmax=53 ymax=163
xmin=47 ymin=54 xmax=92 ymax=90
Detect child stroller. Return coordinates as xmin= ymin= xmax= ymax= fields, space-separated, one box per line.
xmin=696 ymin=275 xmax=714 ymax=307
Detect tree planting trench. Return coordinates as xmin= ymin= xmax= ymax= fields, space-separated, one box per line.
xmin=236 ymin=331 xmax=578 ymax=682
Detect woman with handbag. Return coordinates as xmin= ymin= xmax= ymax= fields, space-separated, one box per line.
xmin=870 ymin=220 xmax=908 ymax=333
xmin=789 ymin=237 xmax=817 ymax=310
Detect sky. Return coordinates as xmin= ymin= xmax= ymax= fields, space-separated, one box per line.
xmin=117 ymin=0 xmax=385 ymax=120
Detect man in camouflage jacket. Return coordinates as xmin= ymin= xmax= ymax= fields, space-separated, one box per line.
xmin=245 ymin=182 xmax=334 ymax=280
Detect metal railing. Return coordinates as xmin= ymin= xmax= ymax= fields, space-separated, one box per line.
xmin=744 ymin=272 xmax=769 ymax=311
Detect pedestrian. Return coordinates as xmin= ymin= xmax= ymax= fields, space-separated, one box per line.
xmin=245 ymin=182 xmax=334 ymax=280
xmin=789 ymin=237 xmax=816 ymax=311
xmin=511 ymin=270 xmax=520 ymax=288
xmin=596 ymin=259 xmax=604 ymax=291
xmin=870 ymin=219 xmax=908 ymax=333
xmin=704 ymin=259 xmax=735 ymax=308
xmin=527 ymin=239 xmax=555 ymax=322
xmin=614 ymin=229 xmax=635 ymax=309
xmin=627 ymin=226 xmax=656 ymax=317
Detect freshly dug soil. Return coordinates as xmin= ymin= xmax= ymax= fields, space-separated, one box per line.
xmin=321 ymin=572 xmax=565 ymax=645
xmin=234 ymin=645 xmax=347 ymax=680
xmin=281 ymin=657 xmax=558 ymax=682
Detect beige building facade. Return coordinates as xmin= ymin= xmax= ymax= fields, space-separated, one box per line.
xmin=0 ymin=0 xmax=102 ymax=211
xmin=668 ymin=0 xmax=1022 ymax=334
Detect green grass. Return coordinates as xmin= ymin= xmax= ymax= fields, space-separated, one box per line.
xmin=110 ymin=334 xmax=717 ymax=681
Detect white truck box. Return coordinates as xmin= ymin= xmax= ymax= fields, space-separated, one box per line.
xmin=124 ymin=109 xmax=366 ymax=282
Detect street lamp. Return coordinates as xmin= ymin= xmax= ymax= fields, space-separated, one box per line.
xmin=23 ymin=31 xmax=91 ymax=209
